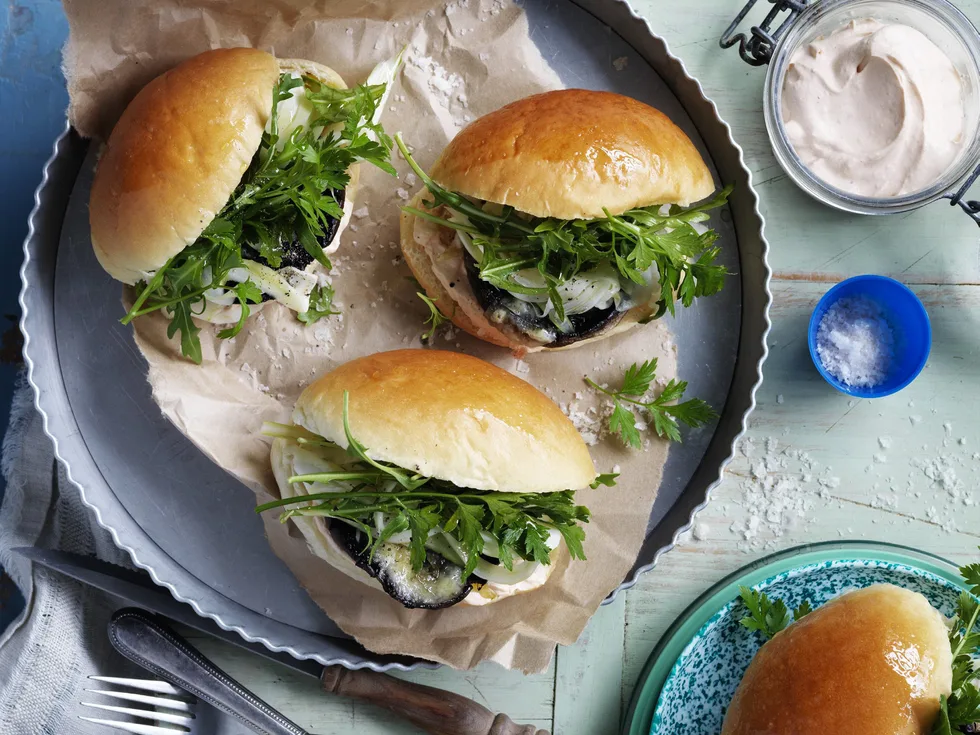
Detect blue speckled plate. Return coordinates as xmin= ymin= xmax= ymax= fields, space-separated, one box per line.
xmin=622 ymin=542 xmax=969 ymax=735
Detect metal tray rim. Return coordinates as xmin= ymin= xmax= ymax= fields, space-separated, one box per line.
xmin=19 ymin=0 xmax=772 ymax=666
xmin=19 ymin=125 xmax=429 ymax=673
xmin=602 ymin=0 xmax=772 ymax=602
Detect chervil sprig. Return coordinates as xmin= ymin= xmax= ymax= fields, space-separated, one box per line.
xmin=584 ymin=358 xmax=717 ymax=447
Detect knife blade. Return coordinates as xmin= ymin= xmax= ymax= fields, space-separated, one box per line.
xmin=12 ymin=546 xmax=324 ymax=678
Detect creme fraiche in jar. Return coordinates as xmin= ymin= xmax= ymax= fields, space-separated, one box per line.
xmin=761 ymin=0 xmax=980 ymax=215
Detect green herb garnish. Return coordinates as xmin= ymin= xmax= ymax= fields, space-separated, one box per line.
xmin=735 ymin=551 xmax=980 ymax=733
xmin=584 ymin=358 xmax=717 ymax=448
xmin=122 ymin=74 xmax=395 ymax=362
xmin=416 ymin=291 xmax=449 ymax=342
xmin=298 ymin=283 xmax=339 ymax=326
xmin=395 ymin=133 xmax=731 ymax=331
xmin=257 ymin=392 xmax=594 ymax=578
xmin=933 ymin=554 xmax=980 ymax=733
xmin=590 ymin=472 xmax=620 ymax=489
xmin=738 ymin=586 xmax=794 ymax=640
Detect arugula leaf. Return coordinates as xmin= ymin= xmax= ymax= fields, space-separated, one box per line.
xmin=123 ymin=71 xmax=397 ymax=361
xmin=585 ymin=361 xmax=717 ymax=447
xmin=256 ymin=391 xmax=592 ymax=575
xmin=396 ymin=133 xmax=732 ymax=331
xmin=216 ymin=281 xmax=262 ymax=340
xmin=298 ymin=283 xmax=339 ymax=325
xmin=417 ymin=292 xmax=449 ymax=342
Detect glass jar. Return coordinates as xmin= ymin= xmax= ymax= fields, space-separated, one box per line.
xmin=736 ymin=0 xmax=980 ymax=216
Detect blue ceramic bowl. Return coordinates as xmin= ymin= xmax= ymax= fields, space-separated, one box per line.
xmin=807 ymin=275 xmax=931 ymax=398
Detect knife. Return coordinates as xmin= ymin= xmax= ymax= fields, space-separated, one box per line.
xmin=13 ymin=547 xmax=549 ymax=735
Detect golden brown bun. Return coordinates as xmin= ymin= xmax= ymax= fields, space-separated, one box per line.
xmin=90 ymin=49 xmax=347 ymax=284
xmin=400 ymin=195 xmax=656 ymax=355
xmin=722 ymin=584 xmax=952 ymax=735
xmin=293 ymin=349 xmax=597 ymax=493
xmin=429 ymin=89 xmax=714 ymax=220
xmin=270 ymin=436 xmax=557 ymax=607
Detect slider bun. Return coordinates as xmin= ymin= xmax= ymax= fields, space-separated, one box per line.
xmin=90 ymin=48 xmax=347 ymax=284
xmin=722 ymin=584 xmax=953 ymax=735
xmin=271 ymin=433 xmax=557 ymax=608
xmin=429 ymin=89 xmax=715 ymax=220
xmin=292 ymin=349 xmax=597 ymax=493
xmin=400 ymin=195 xmax=656 ymax=354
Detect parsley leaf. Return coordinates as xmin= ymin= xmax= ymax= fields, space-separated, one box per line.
xmin=793 ymin=600 xmax=813 ymax=620
xmin=585 ymin=360 xmax=717 ymax=447
xmin=417 ymin=292 xmax=450 ymax=342
xmin=738 ymin=586 xmax=792 ymax=640
xmin=122 ymin=70 xmax=397 ymax=361
xmin=590 ymin=473 xmax=619 ymax=489
xmin=935 ymin=550 xmax=980 ymax=733
xmin=298 ymin=283 xmax=339 ymax=325
xmin=395 ymin=133 xmax=732 ymax=330
xmin=256 ymin=392 xmax=592 ymax=576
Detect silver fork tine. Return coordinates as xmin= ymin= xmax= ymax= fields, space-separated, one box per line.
xmin=85 ymin=689 xmax=194 ymax=712
xmin=89 ymin=676 xmax=185 ymax=696
xmin=78 ymin=716 xmax=189 ymax=734
xmin=80 ymin=701 xmax=194 ymax=726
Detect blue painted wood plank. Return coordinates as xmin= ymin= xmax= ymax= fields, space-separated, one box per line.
xmin=0 ymin=0 xmax=69 ymax=633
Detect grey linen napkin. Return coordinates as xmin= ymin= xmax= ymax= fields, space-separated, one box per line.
xmin=0 ymin=375 xmax=269 ymax=735
xmin=0 ymin=375 xmax=145 ymax=733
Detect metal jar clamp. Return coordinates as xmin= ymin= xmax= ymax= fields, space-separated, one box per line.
xmin=720 ymin=0 xmax=980 ymax=224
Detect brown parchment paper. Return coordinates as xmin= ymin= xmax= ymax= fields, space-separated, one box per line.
xmin=63 ymin=0 xmax=680 ymax=673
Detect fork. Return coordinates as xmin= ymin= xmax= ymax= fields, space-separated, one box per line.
xmin=81 ymin=676 xmax=200 ymax=734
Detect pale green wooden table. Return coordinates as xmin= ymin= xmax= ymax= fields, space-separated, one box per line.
xmin=185 ymin=1 xmax=980 ymax=732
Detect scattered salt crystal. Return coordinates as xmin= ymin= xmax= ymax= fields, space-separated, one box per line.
xmin=692 ymin=523 xmax=709 ymax=541
xmin=353 ymin=206 xmax=369 ymax=218
xmin=613 ymin=56 xmax=629 ymax=71
xmin=777 ymin=394 xmax=785 ymax=404
xmin=910 ymin=415 xmax=922 ymax=426
xmin=878 ymin=436 xmax=892 ymax=450
xmin=815 ymin=296 xmax=894 ymax=387
xmin=395 ymin=188 xmax=409 ymax=200
xmin=405 ymin=173 xmax=417 ymax=187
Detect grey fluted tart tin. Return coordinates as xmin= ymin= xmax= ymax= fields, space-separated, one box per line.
xmin=19 ymin=0 xmax=770 ymax=670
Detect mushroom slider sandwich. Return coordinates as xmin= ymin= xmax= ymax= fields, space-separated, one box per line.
xmin=724 ymin=581 xmax=980 ymax=735
xmin=397 ymin=89 xmax=732 ymax=354
xmin=90 ymin=48 xmax=399 ymax=363
xmin=258 ymin=349 xmax=616 ymax=609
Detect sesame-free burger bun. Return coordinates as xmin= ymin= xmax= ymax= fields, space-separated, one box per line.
xmin=292 ymin=349 xmax=597 ymax=494
xmin=429 ymin=89 xmax=715 ymax=220
xmin=721 ymin=584 xmax=953 ymax=735
xmin=89 ymin=48 xmax=347 ymax=285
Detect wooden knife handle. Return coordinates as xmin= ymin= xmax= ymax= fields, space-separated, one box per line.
xmin=320 ymin=665 xmax=550 ymax=735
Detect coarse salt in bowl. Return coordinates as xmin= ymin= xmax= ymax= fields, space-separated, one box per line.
xmin=807 ymin=275 xmax=931 ymax=398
